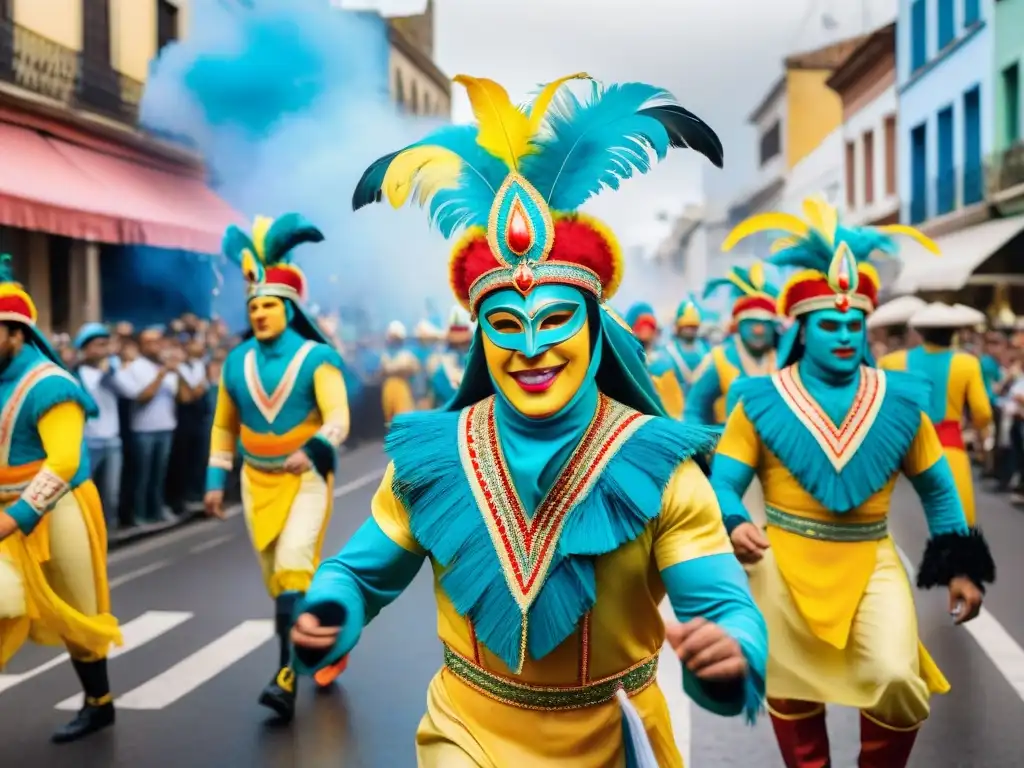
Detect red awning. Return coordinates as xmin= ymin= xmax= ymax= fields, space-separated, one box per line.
xmin=0 ymin=121 xmax=242 ymax=253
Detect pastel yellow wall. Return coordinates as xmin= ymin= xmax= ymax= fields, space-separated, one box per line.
xmin=784 ymin=69 xmax=843 ymax=169
xmin=12 ymin=0 xmax=82 ymax=50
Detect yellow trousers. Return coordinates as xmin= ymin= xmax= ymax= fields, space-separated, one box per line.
xmin=0 ymin=483 xmax=120 ymax=666
xmin=241 ymin=469 xmax=332 ymax=597
xmin=749 ymin=539 xmax=947 ymax=728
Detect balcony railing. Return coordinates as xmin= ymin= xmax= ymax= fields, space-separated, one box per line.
xmin=0 ymin=16 xmax=143 ymax=126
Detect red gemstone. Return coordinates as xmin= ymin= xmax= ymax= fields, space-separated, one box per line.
xmin=837 ymin=274 xmax=849 ymax=290
xmin=513 ymin=263 xmax=535 ymax=294
xmin=835 ymin=294 xmax=850 ymax=311
xmin=506 ymin=201 xmax=532 ymax=254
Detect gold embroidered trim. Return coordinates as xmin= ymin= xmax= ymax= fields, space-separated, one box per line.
xmin=21 ymin=467 xmax=69 ymax=514
xmin=317 ymin=423 xmax=346 ymax=447
xmin=208 ymin=451 xmax=234 ymax=471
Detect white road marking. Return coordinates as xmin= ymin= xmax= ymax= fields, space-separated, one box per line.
xmin=897 ymin=545 xmax=1024 ymax=703
xmin=114 ymin=620 xmax=275 ymax=710
xmin=109 ymin=559 xmax=172 ymax=589
xmin=658 ymin=598 xmax=691 ymax=766
xmin=0 ymin=611 xmax=192 ymax=697
xmin=189 ymin=534 xmax=236 ymax=554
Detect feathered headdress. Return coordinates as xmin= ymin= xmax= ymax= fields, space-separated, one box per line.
xmin=447 ymin=304 xmax=473 ymax=333
xmin=675 ymin=293 xmax=703 ymax=327
xmin=703 ymin=262 xmax=779 ymax=325
xmin=625 ymin=302 xmax=659 ymax=335
xmin=721 ymin=197 xmax=939 ymax=319
xmin=352 ymin=74 xmax=723 ymax=314
xmin=222 ymin=213 xmax=324 ymax=303
xmin=0 ymin=253 xmax=37 ymax=326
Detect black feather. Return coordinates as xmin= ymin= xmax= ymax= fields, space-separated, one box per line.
xmin=351 ymin=149 xmax=403 ymax=211
xmin=638 ymin=104 xmax=724 ymax=168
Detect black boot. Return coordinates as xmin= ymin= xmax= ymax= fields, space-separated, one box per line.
xmin=258 ymin=592 xmax=300 ymax=721
xmin=52 ymin=658 xmax=116 ymax=744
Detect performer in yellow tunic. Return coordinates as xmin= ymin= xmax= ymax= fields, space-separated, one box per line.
xmin=626 ymin=302 xmax=685 ymax=418
xmin=711 ymin=200 xmax=994 ymax=767
xmin=879 ymin=302 xmax=993 ymax=525
xmin=291 ymin=73 xmax=768 ymax=767
xmin=663 ymin=295 xmax=711 ymax=407
xmin=203 ymin=215 xmax=352 ymax=721
xmin=379 ymin=320 xmax=420 ymax=425
xmin=0 ymin=255 xmax=121 ymax=743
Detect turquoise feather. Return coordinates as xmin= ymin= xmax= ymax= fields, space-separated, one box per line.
xmin=770 ymin=224 xmax=897 ymax=272
xmin=386 ymin=403 xmax=719 ymax=672
xmin=522 ymin=81 xmax=723 ymax=212
xmin=221 ymin=225 xmax=255 ymax=268
xmin=703 ymin=267 xmax=779 ymax=302
xmin=0 ymin=253 xmax=13 ymax=282
xmin=263 ymin=213 xmax=324 ymax=265
xmin=730 ymin=370 xmax=929 ymax=512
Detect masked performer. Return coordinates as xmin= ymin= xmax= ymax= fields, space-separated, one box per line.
xmin=379 ymin=321 xmax=420 ymax=425
xmin=684 ymin=265 xmax=779 ymax=426
xmin=426 ymin=306 xmax=474 ymax=408
xmin=710 ymin=200 xmax=994 ymax=768
xmin=626 ymin=302 xmax=685 ymax=419
xmin=664 ymin=294 xmax=710 ymax=400
xmin=0 ymin=256 xmax=121 ymax=743
xmin=291 ymin=74 xmax=768 ymax=767
xmin=880 ymin=303 xmax=993 ymax=526
xmin=412 ymin=319 xmax=442 ymax=409
xmin=203 ymin=215 xmax=352 ymax=721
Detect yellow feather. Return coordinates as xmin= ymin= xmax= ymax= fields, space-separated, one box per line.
xmin=726 ymin=272 xmax=757 ymax=296
xmin=771 ymin=235 xmax=800 ymax=253
xmin=877 ymin=224 xmax=942 ymax=255
xmin=802 ymin=197 xmax=837 ymax=244
xmin=722 ymin=213 xmax=810 ymax=251
xmin=748 ymin=262 xmax=766 ymax=290
xmin=250 ymin=216 xmax=273 ymax=262
xmin=527 ymin=73 xmax=591 ymax=135
xmin=381 ymin=146 xmax=463 ymax=209
xmin=454 ymin=75 xmax=531 ymax=170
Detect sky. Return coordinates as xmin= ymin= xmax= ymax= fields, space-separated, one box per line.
xmin=431 ymin=0 xmax=897 ymax=254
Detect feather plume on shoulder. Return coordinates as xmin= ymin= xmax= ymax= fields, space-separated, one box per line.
xmin=522 ymin=81 xmax=723 ymax=212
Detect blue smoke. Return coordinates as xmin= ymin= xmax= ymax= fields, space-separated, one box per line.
xmin=139 ymin=0 xmax=453 ymax=334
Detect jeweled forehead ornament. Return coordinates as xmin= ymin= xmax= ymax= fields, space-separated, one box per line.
xmin=828 ymin=242 xmax=858 ymax=313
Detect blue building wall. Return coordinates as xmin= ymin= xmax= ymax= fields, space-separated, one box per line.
xmin=897 ymin=0 xmax=993 ymax=224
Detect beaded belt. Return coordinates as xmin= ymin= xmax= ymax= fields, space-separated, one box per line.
xmin=242 ymin=455 xmax=288 ymax=473
xmin=765 ymin=505 xmax=887 ymax=543
xmin=442 ymin=645 xmax=659 ymax=711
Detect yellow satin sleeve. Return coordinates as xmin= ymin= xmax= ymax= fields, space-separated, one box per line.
xmin=715 ymin=401 xmax=760 ymax=468
xmin=651 ymin=370 xmax=684 ymax=419
xmin=371 ymin=463 xmax=425 ymax=555
xmin=954 ymin=353 xmax=993 ymax=431
xmin=209 ymin=374 xmax=241 ymax=458
xmin=37 ymin=401 xmax=86 ymax=481
xmin=313 ymin=364 xmax=351 ymax=445
xmin=876 ymin=350 xmax=907 ymax=371
xmin=653 ymin=459 xmax=734 ymax=569
xmin=902 ymin=412 xmax=946 ymax=477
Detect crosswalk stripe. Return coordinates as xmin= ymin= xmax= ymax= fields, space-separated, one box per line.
xmin=114 ymin=620 xmax=275 ymax=710
xmin=0 ymin=611 xmax=192 ymax=698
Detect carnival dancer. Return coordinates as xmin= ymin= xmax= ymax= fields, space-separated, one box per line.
xmin=412 ymin=319 xmax=442 ymax=409
xmin=203 ymin=215 xmax=353 ymax=721
xmin=710 ymin=199 xmax=994 ymax=767
xmin=664 ymin=294 xmax=711 ymax=401
xmin=683 ymin=264 xmax=779 ymax=426
xmin=0 ymin=255 xmax=122 ymax=743
xmin=879 ymin=302 xmax=993 ymax=526
xmin=626 ymin=302 xmax=685 ymax=418
xmin=425 ymin=305 xmax=474 ymax=408
xmin=290 ymin=73 xmax=767 ymax=767
xmin=379 ymin=321 xmax=420 ymax=425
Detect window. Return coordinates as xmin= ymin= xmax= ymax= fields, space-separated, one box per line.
xmin=937 ymin=106 xmax=954 ymax=214
xmin=845 ymin=140 xmax=856 ymax=208
xmin=394 ymin=68 xmax=405 ymax=107
xmin=911 ymin=0 xmax=927 ymax=71
xmin=964 ymin=85 xmax=983 ymax=204
xmin=82 ymin=0 xmax=112 ymax=66
xmin=863 ymin=131 xmax=875 ymax=205
xmin=964 ymin=0 xmax=980 ymax=26
xmin=759 ymin=121 xmax=781 ymax=166
xmin=1004 ymin=63 xmax=1020 ymax=146
xmin=884 ymin=115 xmax=897 ymax=195
xmin=157 ymin=1 xmax=179 ymax=52
xmin=410 ymin=80 xmax=419 ymax=115
xmin=910 ymin=123 xmax=928 ymax=223
xmin=938 ymin=0 xmax=955 ymax=49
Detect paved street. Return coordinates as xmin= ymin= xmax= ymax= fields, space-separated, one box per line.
xmin=2 ymin=441 xmax=1024 ymax=766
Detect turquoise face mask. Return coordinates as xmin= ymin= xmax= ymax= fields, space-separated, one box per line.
xmin=478 ymin=285 xmax=588 ymax=358
xmin=738 ymin=317 xmax=776 ymax=352
xmin=802 ymin=308 xmax=866 ymax=377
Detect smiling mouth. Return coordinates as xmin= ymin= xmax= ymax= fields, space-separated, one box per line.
xmin=509 ymin=364 xmax=565 ymax=393
xmin=833 ymin=348 xmax=855 ymax=359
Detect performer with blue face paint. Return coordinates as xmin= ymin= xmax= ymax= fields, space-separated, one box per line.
xmin=289 ymin=73 xmax=767 ymax=767
xmin=683 ymin=264 xmax=779 ymax=426
xmin=625 ymin=302 xmax=685 ymax=419
xmin=664 ymin=295 xmax=711 ymax=401
xmin=710 ymin=198 xmax=995 ymax=768
xmin=424 ymin=305 xmax=474 ymax=407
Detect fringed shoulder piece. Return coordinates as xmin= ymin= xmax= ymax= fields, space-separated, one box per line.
xmin=736 ymin=366 xmax=926 ymax=513
xmin=386 ymin=396 xmax=718 ymax=672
